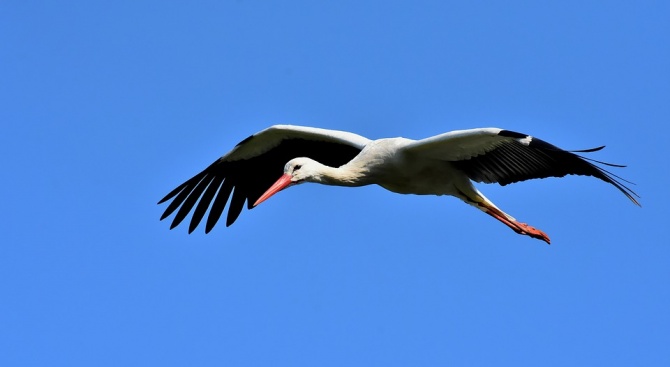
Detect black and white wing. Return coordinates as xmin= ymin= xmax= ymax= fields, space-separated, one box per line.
xmin=402 ymin=127 xmax=639 ymax=205
xmin=158 ymin=125 xmax=371 ymax=233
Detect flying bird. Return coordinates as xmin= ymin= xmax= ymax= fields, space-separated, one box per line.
xmin=158 ymin=125 xmax=639 ymax=244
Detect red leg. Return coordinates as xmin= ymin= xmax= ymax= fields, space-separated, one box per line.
xmin=478 ymin=203 xmax=551 ymax=244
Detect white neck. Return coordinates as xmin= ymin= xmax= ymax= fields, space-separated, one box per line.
xmin=309 ymin=162 xmax=370 ymax=187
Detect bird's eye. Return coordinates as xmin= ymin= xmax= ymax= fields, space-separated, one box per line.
xmin=294 ymin=164 xmax=302 ymax=171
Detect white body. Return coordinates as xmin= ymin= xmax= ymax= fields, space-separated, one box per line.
xmin=159 ymin=125 xmax=639 ymax=244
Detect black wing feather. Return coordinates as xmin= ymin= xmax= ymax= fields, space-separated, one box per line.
xmin=170 ymin=173 xmax=213 ymax=230
xmin=159 ymin=138 xmax=362 ymax=233
xmin=206 ymin=178 xmax=234 ymax=233
xmin=190 ymin=175 xmax=224 ymax=233
xmin=452 ymin=131 xmax=640 ymax=205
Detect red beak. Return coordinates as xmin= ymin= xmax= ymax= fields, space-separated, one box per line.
xmin=253 ymin=174 xmax=293 ymax=207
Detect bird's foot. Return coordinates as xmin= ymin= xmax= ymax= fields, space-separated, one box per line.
xmin=514 ymin=222 xmax=551 ymax=244
xmin=477 ymin=202 xmax=552 ymax=244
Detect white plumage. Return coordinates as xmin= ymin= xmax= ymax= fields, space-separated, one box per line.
xmin=159 ymin=125 xmax=639 ymax=244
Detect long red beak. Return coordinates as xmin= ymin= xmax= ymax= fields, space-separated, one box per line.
xmin=253 ymin=174 xmax=293 ymax=207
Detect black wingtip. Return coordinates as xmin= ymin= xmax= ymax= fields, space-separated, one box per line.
xmin=579 ymin=155 xmax=627 ymax=168
xmin=157 ymin=193 xmax=173 ymax=205
xmin=157 ymin=190 xmax=177 ymax=205
xmin=157 ymin=180 xmax=191 ymax=205
xmin=570 ymin=145 xmax=605 ymax=153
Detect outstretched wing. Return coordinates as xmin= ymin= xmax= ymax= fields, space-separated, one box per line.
xmin=158 ymin=125 xmax=371 ymax=233
xmin=402 ymin=127 xmax=639 ymax=205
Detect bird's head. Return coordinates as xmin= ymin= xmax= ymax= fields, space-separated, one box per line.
xmin=253 ymin=157 xmax=322 ymax=207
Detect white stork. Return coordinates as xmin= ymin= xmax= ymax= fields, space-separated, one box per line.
xmin=158 ymin=125 xmax=639 ymax=244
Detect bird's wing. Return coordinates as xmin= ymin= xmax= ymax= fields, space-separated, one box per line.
xmin=402 ymin=127 xmax=639 ymax=205
xmin=158 ymin=125 xmax=371 ymax=233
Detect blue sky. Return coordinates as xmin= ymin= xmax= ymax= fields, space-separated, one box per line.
xmin=2 ymin=1 xmax=669 ymax=365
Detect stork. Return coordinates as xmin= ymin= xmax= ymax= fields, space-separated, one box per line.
xmin=158 ymin=125 xmax=639 ymax=244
